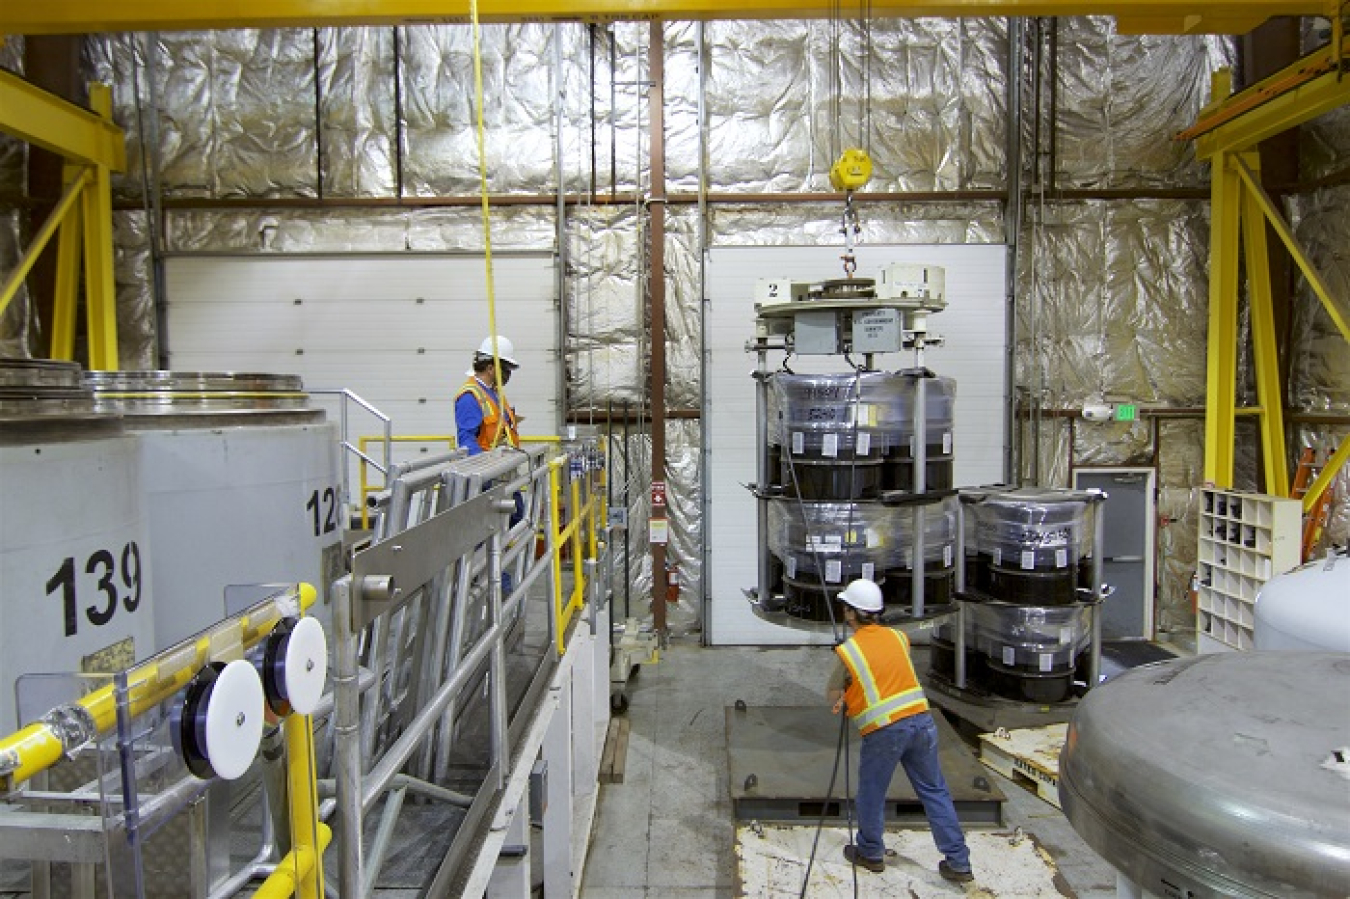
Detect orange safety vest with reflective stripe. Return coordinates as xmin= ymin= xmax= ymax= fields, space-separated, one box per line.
xmin=457 ymin=377 xmax=520 ymax=451
xmin=835 ymin=625 xmax=929 ymax=735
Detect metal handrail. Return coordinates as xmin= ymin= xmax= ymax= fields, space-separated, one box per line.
xmin=307 ymin=388 xmax=393 ymax=524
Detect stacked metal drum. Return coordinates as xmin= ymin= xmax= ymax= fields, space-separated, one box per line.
xmin=1 ymin=362 xmax=343 ymax=733
xmin=933 ymin=486 xmax=1102 ymax=703
xmin=0 ymin=359 xmax=157 ymax=732
xmin=764 ymin=371 xmax=957 ymax=620
xmin=86 ymin=371 xmax=343 ymax=647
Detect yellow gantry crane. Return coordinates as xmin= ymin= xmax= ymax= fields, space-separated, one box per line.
xmin=1178 ymin=33 xmax=1350 ymax=503
xmin=0 ymin=70 xmax=126 ymax=368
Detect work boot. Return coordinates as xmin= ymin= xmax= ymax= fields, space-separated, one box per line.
xmin=842 ymin=845 xmax=885 ymax=873
xmin=939 ymin=860 xmax=974 ymax=883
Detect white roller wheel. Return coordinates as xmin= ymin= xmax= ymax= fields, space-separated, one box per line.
xmin=202 ymin=659 xmax=265 ymax=781
xmin=283 ymin=616 xmax=328 ymax=716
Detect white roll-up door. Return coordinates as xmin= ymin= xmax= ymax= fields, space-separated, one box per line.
xmin=165 ymin=253 xmax=559 ymax=471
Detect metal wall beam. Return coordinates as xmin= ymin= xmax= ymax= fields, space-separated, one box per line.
xmin=648 ymin=20 xmax=668 ymax=640
xmin=0 ymin=0 xmax=1322 ymax=34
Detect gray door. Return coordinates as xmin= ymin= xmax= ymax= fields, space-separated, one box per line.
xmin=1073 ymin=468 xmax=1155 ymax=639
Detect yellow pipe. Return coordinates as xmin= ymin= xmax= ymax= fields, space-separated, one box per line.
xmin=284 ymin=713 xmax=325 ymax=899
xmin=252 ymin=824 xmax=332 ymax=899
xmin=0 ymin=168 xmax=90 ymax=315
xmin=548 ymin=458 xmax=566 ymax=655
xmin=1301 ymin=439 xmax=1350 ymax=513
xmin=0 ymin=584 xmax=315 ymax=789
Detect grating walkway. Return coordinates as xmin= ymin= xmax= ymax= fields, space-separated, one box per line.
xmin=580 ymin=639 xmax=1118 ymax=899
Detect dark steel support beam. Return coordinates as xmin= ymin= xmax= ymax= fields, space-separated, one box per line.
xmin=23 ymin=35 xmax=83 ymax=359
xmin=648 ymin=21 xmax=668 ymax=639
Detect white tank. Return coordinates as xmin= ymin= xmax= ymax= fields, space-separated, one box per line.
xmin=87 ymin=372 xmax=343 ymax=648
xmin=1254 ymin=550 xmax=1350 ymax=651
xmin=0 ymin=359 xmax=156 ymax=732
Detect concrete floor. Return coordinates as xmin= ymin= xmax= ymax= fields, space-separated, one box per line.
xmin=580 ymin=639 xmax=1119 ymax=899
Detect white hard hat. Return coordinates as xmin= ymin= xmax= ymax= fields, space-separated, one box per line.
xmin=475 ymin=335 xmax=519 ymax=368
xmin=837 ymin=579 xmax=884 ymax=613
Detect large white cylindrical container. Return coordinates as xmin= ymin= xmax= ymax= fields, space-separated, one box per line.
xmin=0 ymin=360 xmax=156 ymax=732
xmin=1254 ymin=550 xmax=1350 ymax=651
xmin=87 ymin=372 xmax=343 ymax=648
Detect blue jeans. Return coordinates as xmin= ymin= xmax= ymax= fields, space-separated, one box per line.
xmin=855 ymin=711 xmax=971 ymax=871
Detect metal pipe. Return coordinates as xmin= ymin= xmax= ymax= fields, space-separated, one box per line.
xmin=1005 ymin=16 xmax=1024 ymax=485
xmin=623 ymin=402 xmax=631 ymax=619
xmin=489 ymin=530 xmax=511 ymax=791
xmin=912 ymin=375 xmax=929 ymax=618
xmin=755 ymin=347 xmax=770 ymax=607
xmin=1087 ymin=496 xmax=1105 ymax=690
xmin=555 ymin=24 xmax=570 ymax=436
xmin=332 ymin=578 xmax=364 ymax=898
xmin=205 ymin=804 xmax=277 ymax=899
xmin=954 ymin=499 xmax=967 ymax=689
xmin=361 ymin=786 xmax=406 ymax=897
xmin=361 ymin=621 xmax=502 ymax=813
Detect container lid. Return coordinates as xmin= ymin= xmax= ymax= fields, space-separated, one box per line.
xmin=86 ymin=371 xmax=324 ymax=426
xmin=1060 ymin=652 xmax=1350 ymax=898
xmin=1254 ymin=551 xmax=1350 ymax=651
xmin=0 ymin=357 xmax=122 ymax=442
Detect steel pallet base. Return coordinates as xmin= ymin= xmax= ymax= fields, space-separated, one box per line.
xmin=726 ymin=705 xmax=1005 ymax=826
xmin=922 ymin=674 xmax=1081 ymax=734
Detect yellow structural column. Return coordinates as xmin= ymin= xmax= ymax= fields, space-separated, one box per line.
xmin=82 ymin=83 xmax=119 ymax=370
xmin=1204 ymin=149 xmax=1242 ymax=487
xmin=1238 ymin=151 xmax=1290 ymax=497
xmin=50 ymin=162 xmax=86 ymax=360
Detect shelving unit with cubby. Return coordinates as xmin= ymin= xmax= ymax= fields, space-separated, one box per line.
xmin=1196 ymin=488 xmax=1301 ymax=652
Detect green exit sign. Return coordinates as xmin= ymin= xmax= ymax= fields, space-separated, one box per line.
xmin=1115 ymin=404 xmax=1137 ymax=422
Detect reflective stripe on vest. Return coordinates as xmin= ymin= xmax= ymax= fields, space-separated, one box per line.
xmin=458 ymin=378 xmax=519 ymax=451
xmin=835 ymin=626 xmax=929 ymax=735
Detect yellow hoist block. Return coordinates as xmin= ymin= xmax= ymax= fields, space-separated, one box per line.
xmin=829 ymin=148 xmax=873 ymax=192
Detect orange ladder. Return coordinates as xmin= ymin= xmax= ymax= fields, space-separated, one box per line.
xmin=1291 ymin=447 xmax=1335 ymax=560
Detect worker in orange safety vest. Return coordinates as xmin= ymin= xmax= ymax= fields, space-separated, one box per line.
xmin=455 ymin=335 xmax=523 ymax=454
xmin=827 ymin=578 xmax=974 ymax=883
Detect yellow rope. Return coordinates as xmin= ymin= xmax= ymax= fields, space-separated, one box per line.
xmin=470 ymin=0 xmax=510 ymax=447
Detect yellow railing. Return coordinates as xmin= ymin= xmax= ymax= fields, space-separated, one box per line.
xmin=356 ymin=435 xmax=457 ymax=528
xmin=0 ymin=586 xmax=329 ymax=899
xmin=547 ymin=454 xmax=604 ymax=656
xmin=353 ymin=434 xmax=606 ymax=656
xmin=254 ymin=712 xmax=327 ymax=899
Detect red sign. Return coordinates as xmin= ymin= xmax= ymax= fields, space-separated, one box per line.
xmin=650 ymin=480 xmax=667 ymax=508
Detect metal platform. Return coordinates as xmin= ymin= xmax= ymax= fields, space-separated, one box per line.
xmin=923 ymin=673 xmax=1081 ymax=734
xmin=725 ymin=705 xmax=1005 ymax=826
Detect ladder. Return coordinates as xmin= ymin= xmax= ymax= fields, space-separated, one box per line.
xmin=1291 ymin=447 xmax=1336 ymax=560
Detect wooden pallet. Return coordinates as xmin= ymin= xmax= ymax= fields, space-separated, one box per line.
xmin=978 ymin=723 xmax=1066 ymax=809
xmin=599 ymin=716 xmax=631 ymax=784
